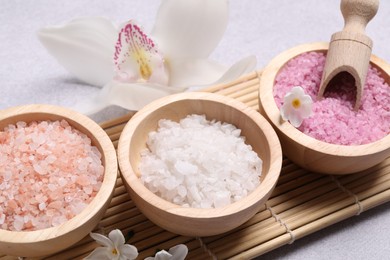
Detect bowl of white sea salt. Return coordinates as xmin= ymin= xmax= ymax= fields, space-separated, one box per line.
xmin=0 ymin=104 xmax=117 ymax=257
xmin=118 ymin=92 xmax=282 ymax=236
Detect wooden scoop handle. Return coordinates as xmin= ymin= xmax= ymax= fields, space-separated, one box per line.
xmin=318 ymin=0 xmax=379 ymax=110
xmin=341 ymin=0 xmax=379 ymax=34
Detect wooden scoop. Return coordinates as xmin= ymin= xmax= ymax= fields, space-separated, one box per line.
xmin=318 ymin=0 xmax=379 ymax=110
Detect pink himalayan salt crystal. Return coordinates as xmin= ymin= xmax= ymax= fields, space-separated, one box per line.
xmin=274 ymin=52 xmax=390 ymax=145
xmin=0 ymin=120 xmax=104 ymax=231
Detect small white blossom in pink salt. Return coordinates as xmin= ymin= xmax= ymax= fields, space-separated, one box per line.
xmin=280 ymin=86 xmax=313 ymax=127
xmin=85 ymin=229 xmax=138 ymax=260
xmin=145 ymin=244 xmax=188 ymax=260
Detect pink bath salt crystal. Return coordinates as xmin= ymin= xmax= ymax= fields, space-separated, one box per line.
xmin=274 ymin=52 xmax=390 ymax=145
xmin=0 ymin=213 xmax=5 ymax=225
xmin=48 ymin=201 xmax=63 ymax=210
xmin=76 ymin=175 xmax=90 ymax=186
xmin=48 ymin=189 xmax=63 ymax=201
xmin=7 ymin=200 xmax=18 ymax=211
xmin=13 ymin=216 xmax=24 ymax=231
xmin=35 ymin=194 xmax=48 ymax=204
xmin=52 ymin=215 xmax=68 ymax=227
xmin=70 ymin=200 xmax=88 ymax=215
xmin=24 ymin=220 xmax=34 ymax=230
xmin=0 ymin=120 xmax=104 ymax=231
xmin=33 ymin=163 xmax=47 ymax=175
xmin=38 ymin=202 xmax=46 ymax=211
xmin=83 ymin=185 xmax=93 ymax=195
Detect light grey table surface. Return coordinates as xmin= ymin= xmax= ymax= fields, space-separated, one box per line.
xmin=1 ymin=1 xmax=390 ymax=259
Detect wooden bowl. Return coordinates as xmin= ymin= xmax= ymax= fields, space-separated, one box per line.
xmin=259 ymin=42 xmax=390 ymax=174
xmin=0 ymin=104 xmax=117 ymax=257
xmin=118 ymin=92 xmax=282 ymax=237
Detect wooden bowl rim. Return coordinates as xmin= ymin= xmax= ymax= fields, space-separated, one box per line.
xmin=259 ymin=42 xmax=390 ymax=156
xmin=0 ymin=104 xmax=117 ymax=243
xmin=118 ymin=92 xmax=282 ymax=219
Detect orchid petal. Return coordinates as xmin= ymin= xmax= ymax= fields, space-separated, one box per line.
xmin=84 ymin=247 xmax=111 ymax=260
xmin=169 ymin=56 xmax=256 ymax=90
xmin=119 ymin=244 xmax=139 ymax=259
xmin=37 ymin=17 xmax=117 ymax=87
xmin=168 ymin=244 xmax=188 ymax=260
xmin=152 ymin=250 xmax=172 ymax=260
xmin=204 ymin=56 xmax=257 ymax=86
xmin=167 ymin=59 xmax=226 ymax=88
xmin=114 ymin=21 xmax=168 ymax=85
xmin=90 ymin=232 xmax=114 ymax=248
xmin=74 ymin=80 xmax=182 ymax=115
xmin=151 ymin=0 xmax=229 ymax=59
xmin=108 ymin=229 xmax=125 ymax=247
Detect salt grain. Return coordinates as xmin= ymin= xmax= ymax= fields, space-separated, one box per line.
xmin=139 ymin=114 xmax=263 ymax=208
xmin=0 ymin=120 xmax=104 ymax=231
xmin=274 ymin=52 xmax=390 ymax=145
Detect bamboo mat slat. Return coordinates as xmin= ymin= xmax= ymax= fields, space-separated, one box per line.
xmin=2 ymin=70 xmax=390 ymax=259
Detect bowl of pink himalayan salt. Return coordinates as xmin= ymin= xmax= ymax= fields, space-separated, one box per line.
xmin=259 ymin=42 xmax=390 ymax=175
xmin=117 ymin=92 xmax=282 ymax=237
xmin=0 ymin=104 xmax=117 ymax=257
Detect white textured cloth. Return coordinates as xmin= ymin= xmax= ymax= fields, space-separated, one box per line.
xmin=1 ymin=0 xmax=390 ymax=259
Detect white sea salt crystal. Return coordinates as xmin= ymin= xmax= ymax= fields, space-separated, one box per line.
xmin=213 ymin=191 xmax=231 ymax=208
xmin=140 ymin=114 xmax=263 ymax=209
xmin=177 ymin=185 xmax=187 ymax=197
xmin=174 ymin=161 xmax=198 ymax=175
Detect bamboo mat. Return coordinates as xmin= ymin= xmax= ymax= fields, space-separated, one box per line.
xmin=2 ymin=71 xmax=390 ymax=259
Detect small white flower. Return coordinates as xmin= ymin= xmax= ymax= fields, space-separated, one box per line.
xmin=280 ymin=86 xmax=313 ymax=127
xmin=145 ymin=244 xmax=188 ymax=260
xmin=85 ymin=229 xmax=138 ymax=260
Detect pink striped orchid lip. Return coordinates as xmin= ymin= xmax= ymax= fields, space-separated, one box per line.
xmin=113 ymin=21 xmax=168 ymax=85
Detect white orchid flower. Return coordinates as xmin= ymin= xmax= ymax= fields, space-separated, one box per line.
xmin=145 ymin=244 xmax=188 ymax=260
xmin=85 ymin=229 xmax=138 ymax=260
xmin=37 ymin=0 xmax=256 ymax=115
xmin=280 ymin=86 xmax=313 ymax=127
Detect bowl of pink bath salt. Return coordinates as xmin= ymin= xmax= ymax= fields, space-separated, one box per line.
xmin=0 ymin=104 xmax=117 ymax=257
xmin=259 ymin=42 xmax=390 ymax=174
